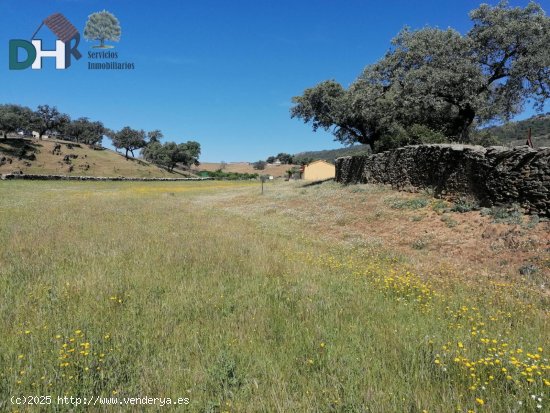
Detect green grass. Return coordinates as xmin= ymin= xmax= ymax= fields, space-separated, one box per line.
xmin=0 ymin=181 xmax=547 ymax=412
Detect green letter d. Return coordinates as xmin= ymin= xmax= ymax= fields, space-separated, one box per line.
xmin=9 ymin=40 xmax=36 ymax=70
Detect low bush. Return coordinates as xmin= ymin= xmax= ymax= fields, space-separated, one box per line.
xmin=451 ymin=197 xmax=479 ymax=213
xmin=387 ymin=197 xmax=429 ymax=210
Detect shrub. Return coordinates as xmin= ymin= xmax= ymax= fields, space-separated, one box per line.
xmin=387 ymin=197 xmax=429 ymax=210
xmin=431 ymin=199 xmax=449 ymax=213
xmin=411 ymin=237 xmax=429 ymax=250
xmin=519 ymin=263 xmax=538 ymax=276
xmin=441 ymin=215 xmax=458 ymax=228
xmin=451 ymin=197 xmax=479 ymax=213
xmin=481 ymin=203 xmax=523 ymax=224
xmin=469 ymin=131 xmax=500 ymax=147
xmin=252 ymin=160 xmax=266 ymax=170
xmin=375 ymin=124 xmax=448 ymax=152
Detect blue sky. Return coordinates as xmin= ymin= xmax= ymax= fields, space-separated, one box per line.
xmin=1 ymin=0 xmax=548 ymax=162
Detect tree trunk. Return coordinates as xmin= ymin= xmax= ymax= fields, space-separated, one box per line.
xmin=457 ymin=106 xmax=476 ymax=143
xmin=100 ymin=38 xmax=105 ymax=48
xmin=130 ymin=149 xmax=135 ymax=158
xmin=358 ymin=136 xmax=376 ymax=153
xmin=354 ymin=126 xmax=378 ymax=153
xmin=367 ymin=141 xmax=375 ymax=153
xmin=125 ymin=148 xmax=129 ymax=159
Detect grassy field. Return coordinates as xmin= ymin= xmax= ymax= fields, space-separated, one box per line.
xmin=0 ymin=180 xmax=548 ymax=412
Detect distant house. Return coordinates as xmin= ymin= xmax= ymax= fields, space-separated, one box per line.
xmin=32 ymin=131 xmax=52 ymax=139
xmin=302 ymin=160 xmax=335 ymax=181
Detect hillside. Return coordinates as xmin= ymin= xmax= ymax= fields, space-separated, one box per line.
xmin=0 ymin=137 xmax=194 ymax=178
xmin=293 ymin=144 xmax=372 ymax=163
xmin=484 ymin=112 xmax=550 ymax=147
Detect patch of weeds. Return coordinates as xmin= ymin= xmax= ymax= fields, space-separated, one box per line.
xmin=480 ymin=207 xmax=492 ymax=216
xmin=519 ymin=263 xmax=538 ymax=276
xmin=523 ymin=214 xmax=540 ymax=229
xmin=206 ymin=350 xmax=242 ymax=398
xmin=335 ymin=214 xmax=351 ymax=226
xmin=411 ymin=237 xmax=430 ymax=250
xmin=440 ymin=215 xmax=458 ymax=228
xmin=344 ymin=236 xmax=383 ymax=250
xmin=410 ymin=215 xmax=424 ymax=222
xmin=451 ymin=197 xmax=479 ymax=213
xmin=387 ymin=197 xmax=429 ymax=210
xmin=482 ymin=203 xmax=523 ymax=225
xmin=422 ymin=187 xmax=435 ymax=196
xmin=349 ymin=186 xmax=366 ymax=193
xmin=490 ymin=239 xmax=505 ymax=252
xmin=431 ymin=199 xmax=449 ymax=214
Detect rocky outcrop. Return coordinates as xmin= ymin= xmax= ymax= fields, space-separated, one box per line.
xmin=336 ymin=144 xmax=550 ymax=216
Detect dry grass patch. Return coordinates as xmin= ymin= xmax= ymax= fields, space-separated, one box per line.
xmin=0 ymin=137 xmax=191 ymax=178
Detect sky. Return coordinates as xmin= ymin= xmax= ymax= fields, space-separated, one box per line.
xmin=1 ymin=0 xmax=549 ymax=162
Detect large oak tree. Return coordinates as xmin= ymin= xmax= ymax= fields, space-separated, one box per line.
xmin=111 ymin=126 xmax=147 ymax=159
xmin=291 ymin=1 xmax=550 ymax=150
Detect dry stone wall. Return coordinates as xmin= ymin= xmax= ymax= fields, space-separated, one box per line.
xmin=335 ymin=144 xmax=550 ymax=216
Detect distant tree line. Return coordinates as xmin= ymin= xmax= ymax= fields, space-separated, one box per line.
xmin=0 ymin=103 xmax=201 ymax=170
xmin=266 ymin=153 xmax=294 ymax=164
xmin=201 ymin=170 xmax=259 ymax=180
xmin=252 ymin=152 xmax=317 ymax=170
xmin=291 ymin=1 xmax=550 ymax=152
xmin=0 ymin=104 xmax=71 ymax=140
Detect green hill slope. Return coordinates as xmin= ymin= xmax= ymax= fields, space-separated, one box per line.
xmin=484 ymin=112 xmax=550 ymax=147
xmin=293 ymin=144 xmax=372 ymax=163
xmin=0 ymin=137 xmax=194 ymax=178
